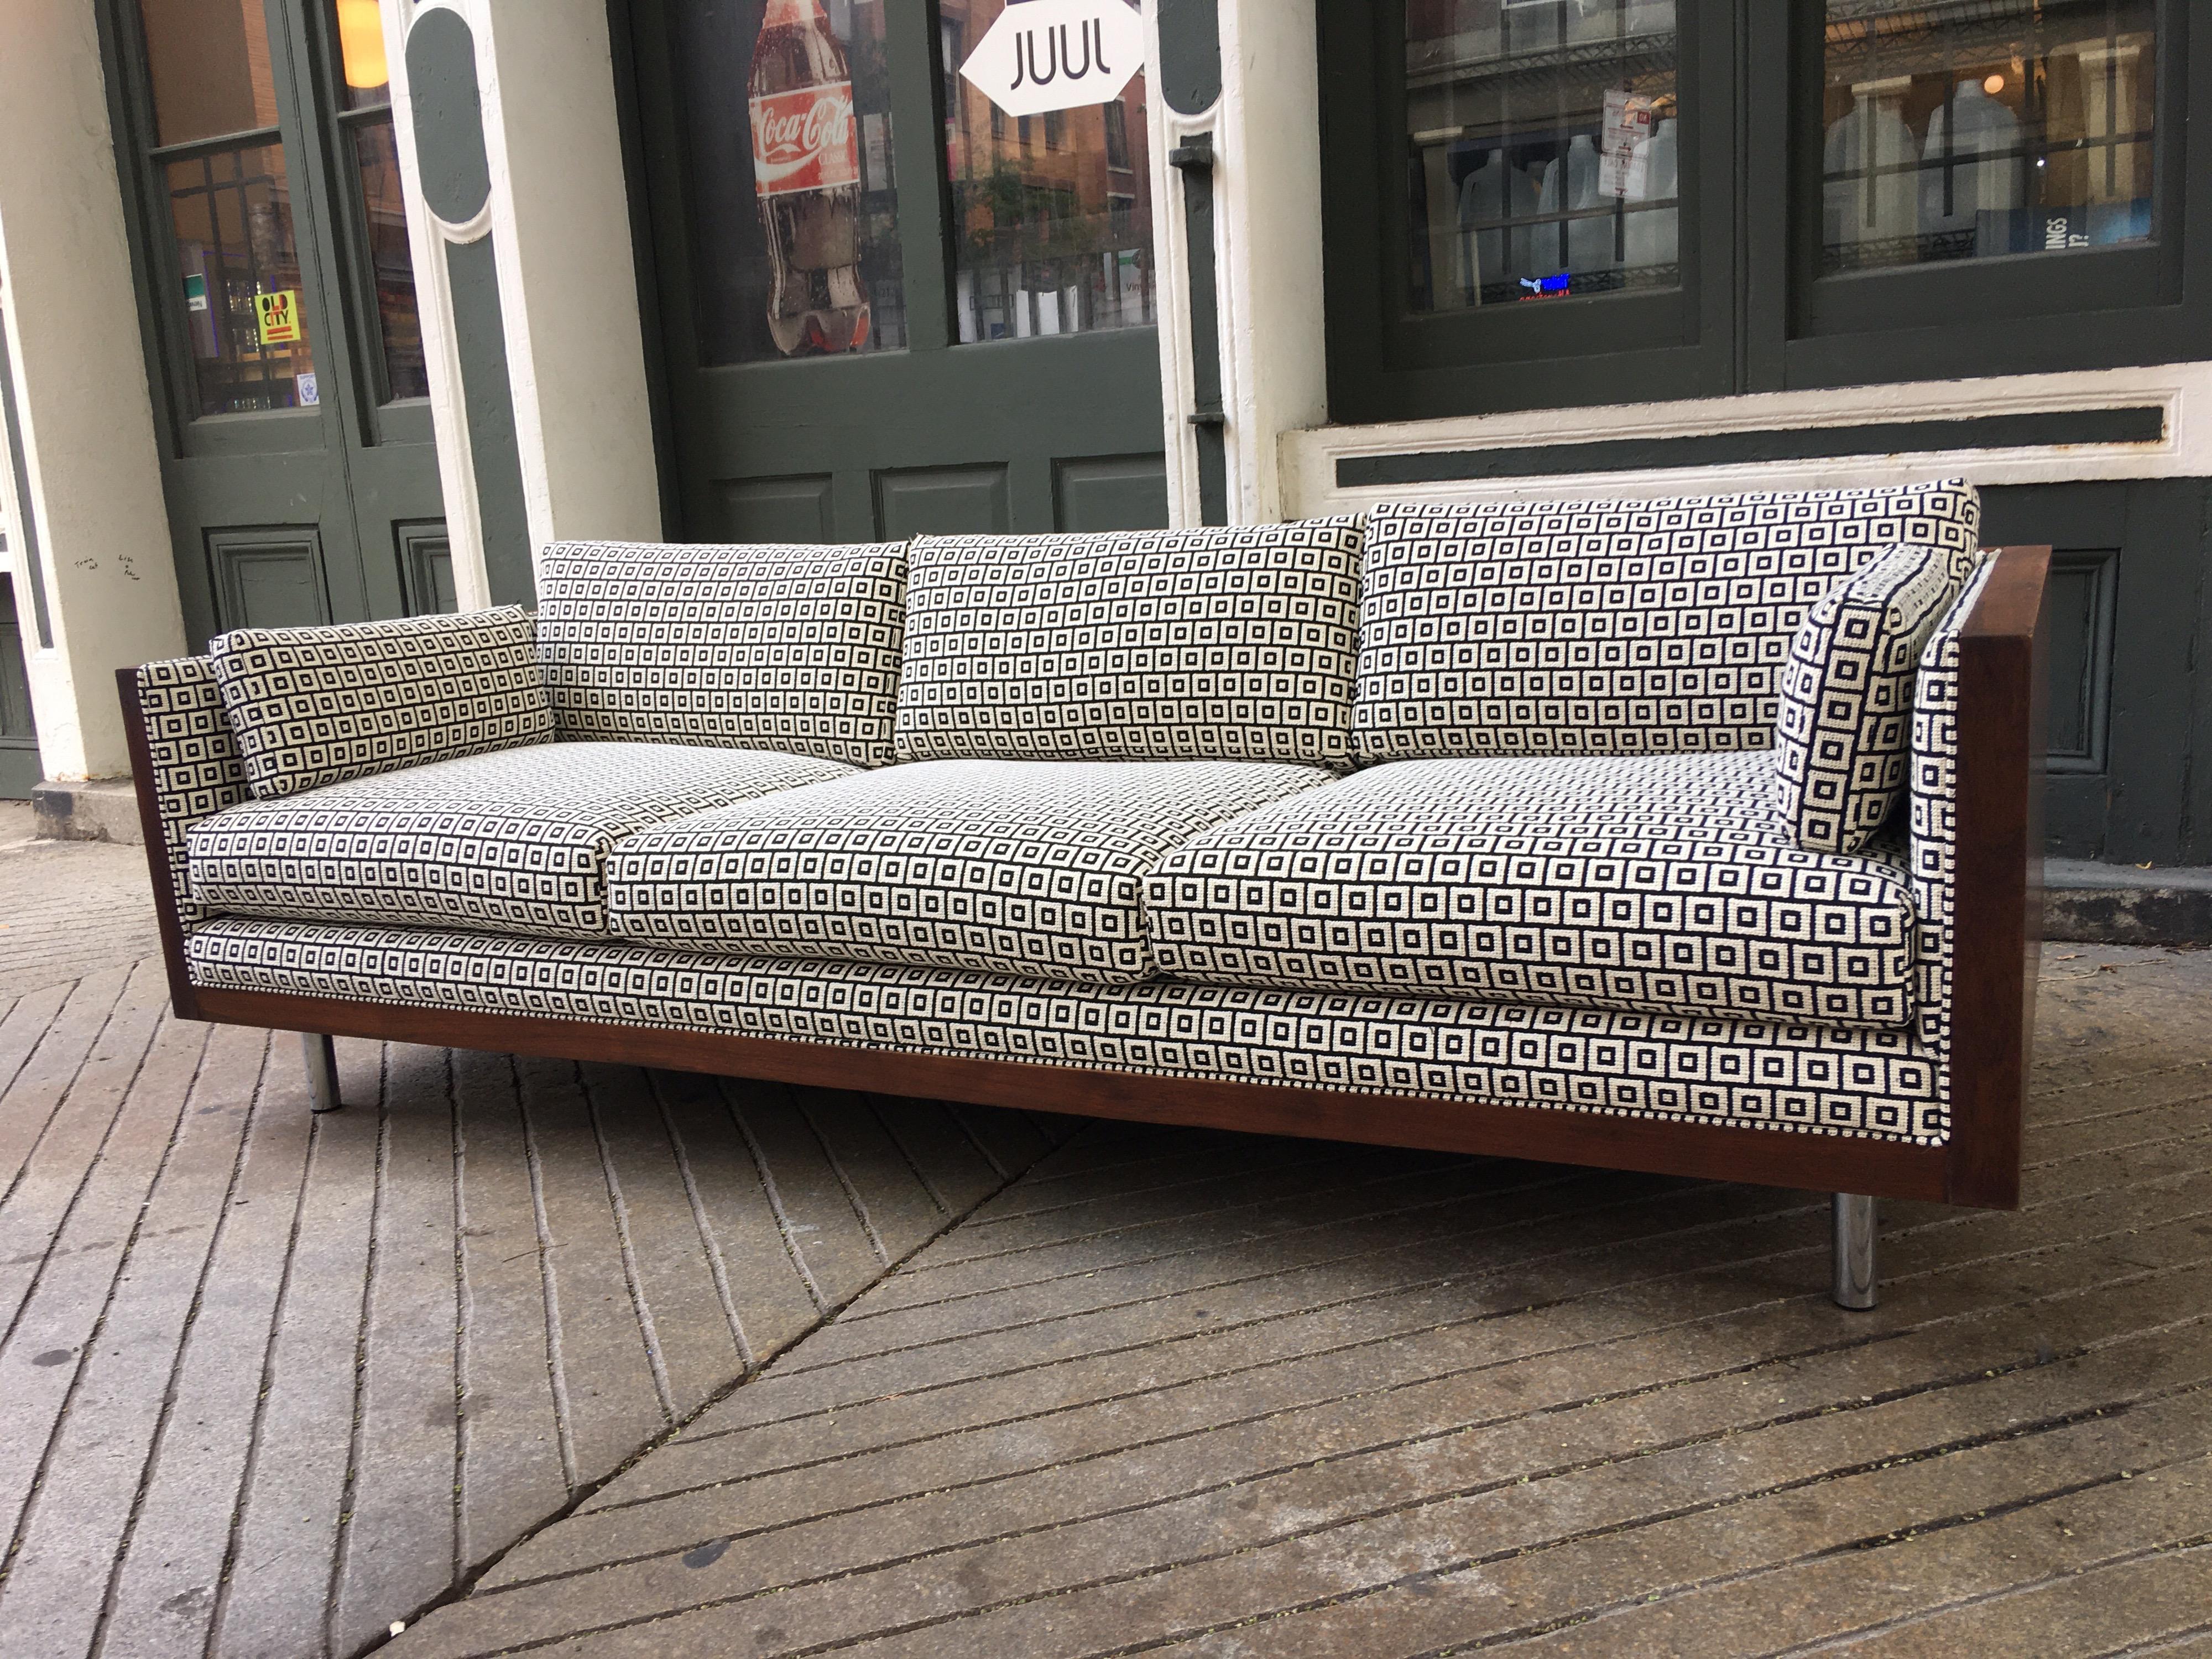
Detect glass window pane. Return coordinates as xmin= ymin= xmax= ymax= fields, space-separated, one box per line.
xmin=352 ymin=118 xmax=427 ymax=399
xmin=672 ymin=0 xmax=904 ymax=364
xmin=165 ymin=143 xmax=318 ymax=415
xmin=1822 ymin=1 xmax=2156 ymax=275
xmin=336 ymin=0 xmax=393 ymax=110
xmin=944 ymin=0 xmax=1155 ymax=342
xmin=137 ymin=0 xmax=281 ymax=146
xmin=1403 ymin=0 xmax=1681 ymax=314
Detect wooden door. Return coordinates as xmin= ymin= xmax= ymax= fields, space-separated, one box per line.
xmin=627 ymin=0 xmax=1168 ymax=541
xmin=107 ymin=0 xmax=450 ymax=644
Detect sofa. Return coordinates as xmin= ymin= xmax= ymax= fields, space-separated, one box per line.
xmin=121 ymin=479 xmax=2048 ymax=1310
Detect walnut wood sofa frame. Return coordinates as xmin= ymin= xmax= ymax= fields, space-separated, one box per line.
xmin=117 ymin=545 xmax=2051 ymax=1311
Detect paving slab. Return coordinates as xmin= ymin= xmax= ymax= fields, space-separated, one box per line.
xmin=385 ymin=945 xmax=2212 ymax=1659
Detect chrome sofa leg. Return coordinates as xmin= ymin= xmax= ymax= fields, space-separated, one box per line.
xmin=301 ymin=1032 xmax=342 ymax=1113
xmin=1832 ymin=1193 xmax=1878 ymax=1310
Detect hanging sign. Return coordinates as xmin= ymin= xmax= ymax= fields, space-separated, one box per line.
xmin=958 ymin=0 xmax=1144 ymax=119
xmin=254 ymin=289 xmax=302 ymax=346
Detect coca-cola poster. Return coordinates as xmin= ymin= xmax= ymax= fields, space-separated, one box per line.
xmin=667 ymin=0 xmax=898 ymax=364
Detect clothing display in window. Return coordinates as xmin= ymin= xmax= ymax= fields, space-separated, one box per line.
xmin=1919 ymin=81 xmax=2026 ymax=259
xmin=1824 ymin=84 xmax=1918 ymax=264
xmin=1535 ymin=134 xmax=1614 ymax=283
xmin=1621 ymin=117 xmax=1678 ymax=273
xmin=1458 ymin=152 xmax=1541 ymax=299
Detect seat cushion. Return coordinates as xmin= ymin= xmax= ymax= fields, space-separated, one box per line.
xmin=535 ymin=539 xmax=905 ymax=766
xmin=1353 ymin=479 xmax=1981 ymax=764
xmin=187 ymin=743 xmax=853 ymax=940
xmin=210 ymin=607 xmax=551 ymax=799
xmin=1773 ymin=542 xmax=1960 ymax=854
xmin=1147 ymin=753 xmax=1918 ymax=1030
xmin=895 ymin=520 xmax=1363 ymax=766
xmin=608 ymin=759 xmax=1333 ymax=982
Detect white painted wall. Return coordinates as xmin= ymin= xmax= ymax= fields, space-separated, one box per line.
xmin=0 ymin=0 xmax=187 ymax=780
xmin=1147 ymin=0 xmax=1329 ymax=526
xmin=383 ymin=0 xmax=660 ymax=609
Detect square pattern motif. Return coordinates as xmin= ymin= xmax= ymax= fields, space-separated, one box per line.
xmin=1773 ymin=542 xmax=1961 ymax=854
xmin=896 ymin=520 xmax=1364 ymax=765
xmin=608 ymin=758 xmax=1332 ymax=982
xmin=536 ymin=539 xmax=906 ymax=768
xmin=210 ymin=607 xmax=551 ymax=800
xmin=1354 ymin=479 xmax=1980 ymax=761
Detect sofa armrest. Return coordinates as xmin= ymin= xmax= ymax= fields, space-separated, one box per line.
xmin=118 ymin=658 xmax=248 ymax=1009
xmin=1910 ymin=544 xmax=2049 ymax=1207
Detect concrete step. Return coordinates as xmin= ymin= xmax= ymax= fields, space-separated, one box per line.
xmin=30 ymin=777 xmax=143 ymax=844
xmin=2046 ymin=858 xmax=2212 ymax=947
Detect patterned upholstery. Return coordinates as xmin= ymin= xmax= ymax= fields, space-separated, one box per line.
xmin=129 ymin=658 xmax=250 ymax=925
xmin=184 ymin=920 xmax=1943 ymax=1142
xmin=896 ymin=520 xmax=1364 ymax=766
xmin=210 ymin=607 xmax=551 ymax=800
xmin=1353 ymin=479 xmax=1981 ymax=763
xmin=608 ymin=759 xmax=1332 ymax=982
xmin=1774 ymin=542 xmax=1961 ymax=854
xmin=535 ymin=540 xmax=905 ymax=767
xmin=1149 ymin=753 xmax=1916 ymax=1030
xmin=187 ymin=743 xmax=852 ymax=940
xmin=1909 ymin=555 xmax=1997 ymax=1120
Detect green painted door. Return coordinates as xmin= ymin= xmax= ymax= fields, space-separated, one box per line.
xmin=628 ymin=0 xmax=1169 ymax=541
xmin=108 ymin=0 xmax=450 ymax=646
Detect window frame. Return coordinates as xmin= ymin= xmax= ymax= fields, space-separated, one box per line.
xmin=1321 ymin=0 xmax=2212 ymax=427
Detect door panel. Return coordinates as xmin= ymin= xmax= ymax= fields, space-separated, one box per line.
xmin=1054 ymin=453 xmax=1170 ymax=531
xmin=111 ymin=0 xmax=446 ymax=645
xmin=874 ymin=465 xmax=1009 ymax=537
xmin=396 ymin=519 xmax=456 ymax=613
xmin=208 ymin=526 xmax=332 ymax=627
xmin=714 ymin=475 xmax=837 ymax=541
xmin=631 ymin=0 xmax=1167 ymax=544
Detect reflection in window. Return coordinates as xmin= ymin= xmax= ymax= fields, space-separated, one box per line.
xmin=943 ymin=0 xmax=1155 ymax=343
xmin=164 ymin=144 xmax=317 ymax=415
xmin=1822 ymin=1 xmax=2155 ymax=275
xmin=1404 ymin=0 xmax=1681 ymax=313
xmin=335 ymin=1 xmax=428 ymax=400
xmin=674 ymin=0 xmax=905 ymax=364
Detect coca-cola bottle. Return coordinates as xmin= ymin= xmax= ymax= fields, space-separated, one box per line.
xmin=749 ymin=0 xmax=870 ymax=355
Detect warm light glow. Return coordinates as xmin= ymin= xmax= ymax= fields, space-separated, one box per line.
xmin=338 ymin=0 xmax=388 ymax=90
xmin=1983 ymin=72 xmax=2006 ymax=95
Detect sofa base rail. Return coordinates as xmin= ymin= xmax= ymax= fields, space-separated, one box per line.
xmin=180 ymin=982 xmax=1974 ymax=1201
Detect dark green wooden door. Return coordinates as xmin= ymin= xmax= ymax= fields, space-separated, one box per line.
xmin=108 ymin=0 xmax=448 ymax=645
xmin=628 ymin=0 xmax=1168 ymax=541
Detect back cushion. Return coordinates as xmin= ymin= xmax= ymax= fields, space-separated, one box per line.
xmin=535 ymin=540 xmax=905 ymax=768
xmin=896 ymin=519 xmax=1364 ymax=766
xmin=210 ymin=607 xmax=550 ymax=801
xmin=1353 ymin=479 xmax=1981 ymax=763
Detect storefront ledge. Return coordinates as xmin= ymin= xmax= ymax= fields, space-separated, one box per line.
xmin=32 ymin=778 xmax=144 ymax=846
xmin=2046 ymin=859 xmax=2212 ymax=947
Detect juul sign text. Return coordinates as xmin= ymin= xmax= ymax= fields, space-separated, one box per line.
xmin=958 ymin=0 xmax=1144 ymax=118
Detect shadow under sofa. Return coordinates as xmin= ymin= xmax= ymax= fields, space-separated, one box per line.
xmin=121 ymin=483 xmax=2049 ymax=1311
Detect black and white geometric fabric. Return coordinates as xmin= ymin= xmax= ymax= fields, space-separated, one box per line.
xmin=210 ymin=607 xmax=552 ymax=800
xmin=1353 ymin=479 xmax=1981 ymax=763
xmin=129 ymin=658 xmax=251 ymax=925
xmin=1772 ymin=542 xmax=1960 ymax=855
xmin=184 ymin=918 xmax=1944 ymax=1141
xmin=1908 ymin=555 xmax=1998 ymax=1116
xmin=1149 ymin=752 xmax=1917 ymax=1030
xmin=896 ymin=520 xmax=1364 ymax=766
xmin=186 ymin=742 xmax=852 ymax=940
xmin=535 ymin=540 xmax=906 ymax=768
xmin=608 ymin=758 xmax=1332 ymax=982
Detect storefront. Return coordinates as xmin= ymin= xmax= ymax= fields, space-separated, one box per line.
xmin=0 ymin=0 xmax=2205 ymax=867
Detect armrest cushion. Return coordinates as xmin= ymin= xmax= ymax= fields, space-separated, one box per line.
xmin=127 ymin=657 xmax=248 ymax=926
xmin=210 ymin=607 xmax=551 ymax=799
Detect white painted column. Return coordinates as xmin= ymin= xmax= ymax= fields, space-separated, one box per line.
xmin=385 ymin=0 xmax=661 ymax=608
xmin=1147 ymin=0 xmax=1328 ymax=526
xmin=0 ymin=0 xmax=189 ymax=780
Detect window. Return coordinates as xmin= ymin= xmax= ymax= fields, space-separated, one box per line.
xmin=1319 ymin=0 xmax=2210 ymax=424
xmin=1045 ymin=109 xmax=1065 ymax=151
xmin=1104 ymin=98 xmax=1131 ymax=170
